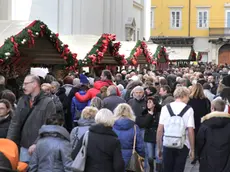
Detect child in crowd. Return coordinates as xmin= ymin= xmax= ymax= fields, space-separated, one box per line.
xmin=29 ymin=113 xmax=73 ymax=172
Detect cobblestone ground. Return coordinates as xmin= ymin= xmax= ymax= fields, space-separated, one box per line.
xmin=184 ymin=158 xmax=199 ymax=172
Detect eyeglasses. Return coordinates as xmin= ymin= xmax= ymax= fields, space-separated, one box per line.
xmin=23 ymin=81 xmax=34 ymax=86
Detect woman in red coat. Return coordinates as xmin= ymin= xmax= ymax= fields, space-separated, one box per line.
xmin=75 ymin=70 xmax=120 ymax=102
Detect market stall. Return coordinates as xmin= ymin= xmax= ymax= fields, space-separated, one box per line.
xmin=0 ymin=20 xmax=78 ymax=79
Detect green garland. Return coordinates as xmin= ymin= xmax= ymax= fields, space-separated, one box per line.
xmin=0 ymin=20 xmax=78 ymax=70
xmin=153 ymin=45 xmax=169 ymax=63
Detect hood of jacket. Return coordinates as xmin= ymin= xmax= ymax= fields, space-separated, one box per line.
xmin=77 ymin=118 xmax=95 ymax=126
xmin=89 ymin=124 xmax=117 ymax=137
xmin=201 ymin=111 xmax=230 ymax=128
xmin=62 ymin=84 xmax=73 ymax=96
xmin=39 ymin=125 xmax=70 ymax=141
xmin=113 ymin=118 xmax=135 ymax=130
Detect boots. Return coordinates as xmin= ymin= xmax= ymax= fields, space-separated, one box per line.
xmin=156 ymin=163 xmax=163 ymax=172
xmin=148 ymin=158 xmax=154 ymax=172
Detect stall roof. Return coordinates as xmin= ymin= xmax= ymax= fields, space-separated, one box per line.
xmin=118 ymin=41 xmax=158 ymax=58
xmin=59 ymin=35 xmax=101 ymax=60
xmin=0 ymin=20 xmax=32 ymax=45
xmin=166 ymin=47 xmax=191 ymax=60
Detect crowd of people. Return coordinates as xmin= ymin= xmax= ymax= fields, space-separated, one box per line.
xmin=0 ymin=62 xmax=230 ymax=172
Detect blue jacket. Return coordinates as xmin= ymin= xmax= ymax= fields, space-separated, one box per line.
xmin=29 ymin=125 xmax=72 ymax=172
xmin=71 ymin=91 xmax=90 ymax=121
xmin=113 ymin=118 xmax=145 ymax=166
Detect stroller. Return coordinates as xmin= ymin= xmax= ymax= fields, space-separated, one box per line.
xmin=0 ymin=139 xmax=28 ymax=172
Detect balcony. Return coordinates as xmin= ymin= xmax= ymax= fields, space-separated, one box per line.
xmin=209 ymin=28 xmax=230 ymax=37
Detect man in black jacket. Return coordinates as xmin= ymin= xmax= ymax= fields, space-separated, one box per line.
xmin=197 ymin=99 xmax=230 ymax=172
xmin=7 ymin=74 xmax=56 ymax=163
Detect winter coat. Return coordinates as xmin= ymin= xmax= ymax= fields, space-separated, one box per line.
xmin=113 ymin=118 xmax=145 ymax=167
xmin=188 ymin=98 xmax=211 ymax=135
xmin=7 ymin=92 xmax=56 ymax=148
xmin=0 ymin=115 xmax=11 ymax=138
xmin=128 ymin=98 xmax=146 ymax=118
xmin=197 ymin=112 xmax=230 ymax=172
xmin=47 ymin=93 xmax=63 ymax=113
xmin=102 ymin=94 xmax=126 ymax=112
xmin=29 ymin=125 xmax=73 ymax=172
xmin=136 ymin=110 xmax=160 ymax=143
xmin=56 ymin=85 xmax=74 ymax=132
xmin=70 ymin=118 xmax=95 ymax=148
xmin=161 ymin=93 xmax=174 ymax=106
xmin=72 ymin=124 xmax=125 ymax=172
xmin=203 ymin=89 xmax=215 ymax=102
xmin=75 ymin=80 xmax=116 ymax=102
xmin=71 ymin=91 xmax=90 ymax=121
xmin=0 ymin=152 xmax=14 ymax=172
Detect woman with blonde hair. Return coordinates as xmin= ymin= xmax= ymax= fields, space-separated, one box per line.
xmin=188 ymin=83 xmax=211 ymax=164
xmin=113 ymin=103 xmax=145 ymax=167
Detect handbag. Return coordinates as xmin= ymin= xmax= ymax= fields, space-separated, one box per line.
xmin=126 ymin=125 xmax=144 ymax=172
xmin=71 ymin=131 xmax=89 ymax=172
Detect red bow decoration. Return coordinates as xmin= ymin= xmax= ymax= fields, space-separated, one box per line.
xmin=0 ymin=59 xmax=3 ymax=64
xmin=27 ymin=29 xmax=35 ymax=48
xmin=61 ymin=44 xmax=70 ymax=57
xmin=55 ymin=33 xmax=60 ymax=50
xmin=10 ymin=37 xmax=20 ymax=57
xmin=40 ymin=25 xmax=46 ymax=37
xmin=72 ymin=53 xmax=77 ymax=61
xmin=88 ymin=55 xmax=97 ymax=63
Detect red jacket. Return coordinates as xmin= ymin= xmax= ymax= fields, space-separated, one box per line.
xmin=75 ymin=80 xmax=119 ymax=102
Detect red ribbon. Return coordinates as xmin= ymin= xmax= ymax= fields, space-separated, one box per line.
xmin=10 ymin=37 xmax=20 ymax=57
xmin=55 ymin=33 xmax=59 ymax=49
xmin=27 ymin=29 xmax=35 ymax=48
xmin=40 ymin=25 xmax=46 ymax=37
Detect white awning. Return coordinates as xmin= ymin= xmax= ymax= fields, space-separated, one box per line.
xmin=0 ymin=20 xmax=32 ymax=45
xmin=118 ymin=41 xmax=158 ymax=58
xmin=59 ymin=34 xmax=101 ymax=60
xmin=166 ymin=47 xmax=191 ymax=60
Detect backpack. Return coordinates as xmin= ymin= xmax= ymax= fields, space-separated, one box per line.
xmin=163 ymin=104 xmax=190 ymax=149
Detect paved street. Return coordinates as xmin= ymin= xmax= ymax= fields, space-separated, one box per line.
xmin=184 ymin=158 xmax=199 ymax=172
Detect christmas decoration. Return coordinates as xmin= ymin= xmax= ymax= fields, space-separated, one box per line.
xmin=81 ymin=33 xmax=126 ymax=67
xmin=153 ymin=45 xmax=169 ymax=64
xmin=189 ymin=47 xmax=197 ymax=61
xmin=0 ymin=20 xmax=78 ymax=71
xmin=197 ymin=52 xmax=202 ymax=61
xmin=127 ymin=40 xmax=154 ymax=66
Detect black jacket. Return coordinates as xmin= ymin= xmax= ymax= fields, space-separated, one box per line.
xmin=197 ymin=112 xmax=230 ymax=172
xmin=72 ymin=124 xmax=125 ymax=172
xmin=0 ymin=115 xmax=12 ymax=138
xmin=188 ymin=98 xmax=211 ymax=135
xmin=136 ymin=110 xmax=160 ymax=143
xmin=102 ymin=94 xmax=126 ymax=112
xmin=128 ymin=98 xmax=146 ymax=118
xmin=7 ymin=92 xmax=56 ymax=148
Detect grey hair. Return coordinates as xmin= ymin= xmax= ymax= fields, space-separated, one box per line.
xmin=26 ymin=74 xmax=41 ymax=85
xmin=90 ymin=97 xmax=103 ymax=110
xmin=212 ymin=99 xmax=226 ymax=112
xmin=0 ymin=75 xmax=5 ymax=85
xmin=131 ymin=86 xmax=144 ymax=96
xmin=51 ymin=81 xmax=60 ymax=90
xmin=73 ymin=78 xmax=80 ymax=87
xmin=107 ymin=85 xmax=117 ymax=96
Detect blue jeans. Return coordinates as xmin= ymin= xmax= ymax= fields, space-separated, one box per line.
xmin=145 ymin=142 xmax=162 ymax=172
xmin=20 ymin=147 xmax=31 ymax=163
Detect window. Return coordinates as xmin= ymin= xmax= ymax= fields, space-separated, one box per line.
xmin=170 ymin=9 xmax=182 ymax=29
xmin=150 ymin=7 xmax=155 ymax=28
xmin=197 ymin=9 xmax=209 ymax=28
xmin=225 ymin=9 xmax=230 ymax=28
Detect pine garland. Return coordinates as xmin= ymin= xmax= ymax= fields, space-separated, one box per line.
xmin=80 ymin=33 xmax=126 ymax=66
xmin=154 ymin=45 xmax=169 ymax=64
xmin=0 ymin=20 xmax=78 ymax=71
xmin=128 ymin=40 xmax=154 ymax=66
xmin=189 ymin=47 xmax=196 ymax=61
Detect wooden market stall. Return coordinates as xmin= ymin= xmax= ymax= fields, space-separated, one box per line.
xmin=76 ymin=34 xmax=127 ymax=75
xmin=0 ymin=20 xmax=78 ymax=79
xmin=122 ymin=40 xmax=156 ymax=71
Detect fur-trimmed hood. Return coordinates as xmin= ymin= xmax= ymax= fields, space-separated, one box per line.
xmin=201 ymin=111 xmax=230 ymax=128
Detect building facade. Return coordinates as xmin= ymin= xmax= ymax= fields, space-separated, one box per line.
xmin=151 ymin=0 xmax=230 ymax=64
xmin=0 ymin=0 xmax=151 ymax=42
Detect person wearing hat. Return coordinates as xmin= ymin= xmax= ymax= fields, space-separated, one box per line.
xmin=71 ymin=74 xmax=90 ymax=126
